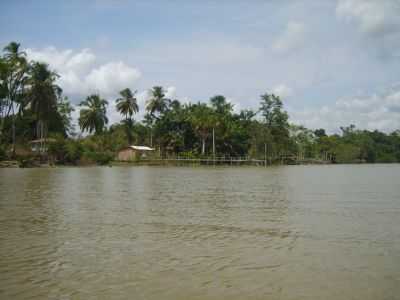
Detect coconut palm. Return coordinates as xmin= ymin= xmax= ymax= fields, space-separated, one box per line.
xmin=78 ymin=94 xmax=108 ymax=135
xmin=0 ymin=57 xmax=8 ymax=117
xmin=1 ymin=42 xmax=29 ymax=153
xmin=57 ymin=96 xmax=75 ymax=136
xmin=3 ymin=42 xmax=26 ymax=61
xmin=116 ymin=88 xmax=138 ymax=144
xmin=116 ymin=88 xmax=139 ymax=120
xmin=3 ymin=42 xmax=28 ymax=113
xmin=146 ymin=86 xmax=168 ymax=119
xmin=26 ymin=62 xmax=61 ymax=143
xmin=145 ymin=86 xmax=169 ymax=147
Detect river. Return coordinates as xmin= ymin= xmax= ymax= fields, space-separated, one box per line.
xmin=0 ymin=165 xmax=399 ymax=299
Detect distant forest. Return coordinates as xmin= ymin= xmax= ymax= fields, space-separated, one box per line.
xmin=1 ymin=41 xmax=399 ymax=165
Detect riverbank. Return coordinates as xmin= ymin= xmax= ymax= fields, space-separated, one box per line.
xmin=1 ymin=158 xmax=332 ymax=168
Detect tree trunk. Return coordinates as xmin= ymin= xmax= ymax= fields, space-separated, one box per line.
xmin=126 ymin=117 xmax=133 ymax=145
xmin=212 ymin=127 xmax=215 ymax=158
xmin=0 ymin=101 xmax=13 ymax=146
xmin=202 ymin=138 xmax=206 ymax=155
xmin=11 ymin=104 xmax=16 ymax=157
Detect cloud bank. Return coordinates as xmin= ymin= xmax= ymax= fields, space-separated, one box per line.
xmin=336 ymin=0 xmax=400 ymax=57
xmin=26 ymin=47 xmax=141 ymax=98
xmin=290 ymin=85 xmax=400 ymax=133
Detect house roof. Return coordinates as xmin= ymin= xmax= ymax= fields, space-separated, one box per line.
xmin=128 ymin=145 xmax=155 ymax=151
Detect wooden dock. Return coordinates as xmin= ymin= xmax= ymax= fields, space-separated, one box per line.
xmin=139 ymin=155 xmax=331 ymax=166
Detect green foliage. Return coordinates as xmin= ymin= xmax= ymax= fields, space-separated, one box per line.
xmin=115 ymin=88 xmax=139 ymax=144
xmin=1 ymin=40 xmax=400 ymax=166
xmin=79 ymin=94 xmax=108 ymax=134
xmin=57 ymin=96 xmax=75 ymax=135
xmin=27 ymin=62 xmax=61 ymax=140
xmin=82 ymin=151 xmax=113 ymax=165
xmin=146 ymin=86 xmax=169 ymax=120
xmin=116 ymin=88 xmax=139 ymax=118
xmin=0 ymin=144 xmax=6 ymax=160
xmin=64 ymin=139 xmax=83 ymax=163
xmin=334 ymin=143 xmax=361 ymax=163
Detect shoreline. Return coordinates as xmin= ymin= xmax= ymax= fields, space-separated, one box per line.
xmin=2 ymin=159 xmax=399 ymax=169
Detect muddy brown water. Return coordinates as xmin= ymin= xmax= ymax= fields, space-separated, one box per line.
xmin=0 ymin=165 xmax=399 ymax=299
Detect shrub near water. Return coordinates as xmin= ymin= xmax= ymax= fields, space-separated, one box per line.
xmin=82 ymin=151 xmax=113 ymax=165
xmin=0 ymin=145 xmax=6 ymax=161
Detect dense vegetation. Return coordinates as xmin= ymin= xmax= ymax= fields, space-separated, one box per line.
xmin=1 ymin=41 xmax=399 ymax=165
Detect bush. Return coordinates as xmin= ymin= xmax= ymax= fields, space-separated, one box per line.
xmin=376 ymin=152 xmax=397 ymax=163
xmin=0 ymin=145 xmax=6 ymax=161
xmin=82 ymin=151 xmax=113 ymax=165
xmin=334 ymin=143 xmax=361 ymax=163
xmin=16 ymin=155 xmax=38 ymax=168
xmin=47 ymin=136 xmax=67 ymax=162
xmin=178 ymin=150 xmax=198 ymax=159
xmin=64 ymin=139 xmax=83 ymax=164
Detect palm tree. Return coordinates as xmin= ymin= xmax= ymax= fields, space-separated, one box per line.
xmin=26 ymin=62 xmax=61 ymax=150
xmin=146 ymin=86 xmax=168 ymax=119
xmin=78 ymin=94 xmax=108 ymax=135
xmin=210 ymin=95 xmax=233 ymax=115
xmin=1 ymin=42 xmax=29 ymax=154
xmin=0 ymin=57 xmax=8 ymax=118
xmin=145 ymin=86 xmax=169 ymax=147
xmin=3 ymin=42 xmax=26 ymax=61
xmin=57 ymin=96 xmax=75 ymax=136
xmin=3 ymin=42 xmax=28 ymax=114
xmin=116 ymin=88 xmax=138 ymax=144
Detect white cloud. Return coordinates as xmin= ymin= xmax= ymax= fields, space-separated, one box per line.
xmin=26 ymin=47 xmax=143 ymax=131
xmin=26 ymin=47 xmax=141 ymax=98
xmin=225 ymin=97 xmax=242 ymax=114
xmin=336 ymin=0 xmax=399 ymax=36
xmin=290 ymin=85 xmax=400 ymax=133
xmin=272 ymin=84 xmax=293 ymax=99
xmin=336 ymin=0 xmax=400 ymax=57
xmin=272 ymin=21 xmax=306 ymax=54
xmin=85 ymin=61 xmax=141 ymax=96
xmin=165 ymin=86 xmax=177 ymax=99
xmin=65 ymin=49 xmax=96 ymax=74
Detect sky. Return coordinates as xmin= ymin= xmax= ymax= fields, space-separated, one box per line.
xmin=1 ymin=0 xmax=400 ymax=133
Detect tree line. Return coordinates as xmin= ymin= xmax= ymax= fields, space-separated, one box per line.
xmin=1 ymin=41 xmax=399 ymax=165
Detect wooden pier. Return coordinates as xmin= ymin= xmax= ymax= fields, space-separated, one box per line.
xmin=138 ymin=155 xmax=331 ymax=166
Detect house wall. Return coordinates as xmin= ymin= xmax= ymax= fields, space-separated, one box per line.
xmin=117 ymin=149 xmax=137 ymax=161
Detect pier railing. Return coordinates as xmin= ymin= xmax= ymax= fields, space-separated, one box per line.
xmin=139 ymin=154 xmax=331 ymax=166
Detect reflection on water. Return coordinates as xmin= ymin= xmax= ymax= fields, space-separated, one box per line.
xmin=0 ymin=165 xmax=399 ymax=299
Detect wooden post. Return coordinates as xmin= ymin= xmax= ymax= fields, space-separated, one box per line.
xmin=212 ymin=127 xmax=215 ymax=166
xmin=264 ymin=143 xmax=267 ymax=167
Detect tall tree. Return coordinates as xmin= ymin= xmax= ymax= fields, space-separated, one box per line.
xmin=0 ymin=57 xmax=7 ymax=120
xmin=26 ymin=62 xmax=61 ymax=142
xmin=145 ymin=86 xmax=169 ymax=147
xmin=209 ymin=95 xmax=234 ymax=154
xmin=189 ymin=103 xmax=216 ymax=155
xmin=57 ymin=96 xmax=75 ymax=136
xmin=146 ymin=86 xmax=168 ymax=119
xmin=116 ymin=88 xmax=138 ymax=144
xmin=259 ymin=93 xmax=289 ymax=153
xmin=210 ymin=95 xmax=233 ymax=115
xmin=259 ymin=93 xmax=288 ymax=127
xmin=78 ymin=94 xmax=108 ymax=135
xmin=0 ymin=42 xmax=29 ymax=153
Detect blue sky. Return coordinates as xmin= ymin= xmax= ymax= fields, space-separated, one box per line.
xmin=1 ymin=0 xmax=400 ymax=132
